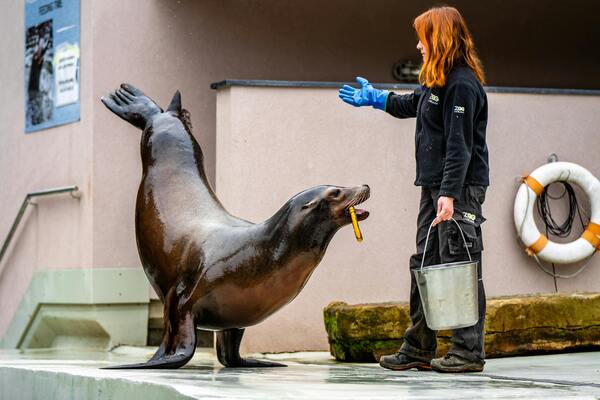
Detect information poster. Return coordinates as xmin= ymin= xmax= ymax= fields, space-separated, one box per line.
xmin=25 ymin=0 xmax=80 ymax=133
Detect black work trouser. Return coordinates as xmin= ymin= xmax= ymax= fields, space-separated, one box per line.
xmin=400 ymin=185 xmax=487 ymax=363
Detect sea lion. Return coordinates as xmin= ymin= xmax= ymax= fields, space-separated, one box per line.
xmin=100 ymin=84 xmax=370 ymax=368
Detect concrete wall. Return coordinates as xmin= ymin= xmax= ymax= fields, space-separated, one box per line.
xmin=1 ymin=0 xmax=599 ymax=348
xmin=87 ymin=0 xmax=600 ymax=270
xmin=0 ymin=1 xmax=95 ymax=338
xmin=215 ymin=85 xmax=600 ymax=353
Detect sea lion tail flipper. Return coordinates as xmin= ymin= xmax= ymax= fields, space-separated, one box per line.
xmin=100 ymin=83 xmax=163 ymax=130
xmin=217 ymin=328 xmax=287 ymax=368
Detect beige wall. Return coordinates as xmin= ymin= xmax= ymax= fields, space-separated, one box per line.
xmin=0 ymin=1 xmax=95 ymax=337
xmin=216 ymin=85 xmax=600 ymax=352
xmin=87 ymin=0 xmax=600 ymax=269
xmin=1 ymin=0 xmax=599 ymax=347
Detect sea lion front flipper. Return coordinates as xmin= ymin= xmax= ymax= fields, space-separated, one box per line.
xmin=100 ymin=83 xmax=163 ymax=130
xmin=216 ymin=328 xmax=286 ymax=368
xmin=103 ymin=292 xmax=197 ymax=369
xmin=102 ymin=350 xmax=193 ymax=370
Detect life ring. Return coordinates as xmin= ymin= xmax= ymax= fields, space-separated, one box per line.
xmin=514 ymin=161 xmax=600 ymax=264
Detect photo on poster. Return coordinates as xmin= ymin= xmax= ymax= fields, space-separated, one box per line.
xmin=25 ymin=19 xmax=54 ymax=127
xmin=25 ymin=0 xmax=80 ymax=133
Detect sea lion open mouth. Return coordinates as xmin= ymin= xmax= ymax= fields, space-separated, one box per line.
xmin=351 ymin=208 xmax=370 ymax=221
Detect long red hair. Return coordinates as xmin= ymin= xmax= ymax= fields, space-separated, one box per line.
xmin=414 ymin=6 xmax=485 ymax=88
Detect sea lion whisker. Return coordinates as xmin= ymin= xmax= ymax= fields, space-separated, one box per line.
xmin=345 ymin=192 xmax=369 ymax=210
xmin=346 ymin=199 xmax=359 ymax=209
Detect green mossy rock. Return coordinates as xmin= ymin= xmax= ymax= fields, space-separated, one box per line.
xmin=484 ymin=293 xmax=600 ymax=356
xmin=324 ymin=302 xmax=409 ymax=361
xmin=324 ymin=293 xmax=600 ymax=362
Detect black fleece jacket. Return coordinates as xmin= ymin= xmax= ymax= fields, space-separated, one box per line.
xmin=385 ymin=66 xmax=489 ymax=199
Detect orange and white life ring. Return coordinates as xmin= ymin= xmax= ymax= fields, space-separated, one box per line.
xmin=514 ymin=161 xmax=600 ymax=264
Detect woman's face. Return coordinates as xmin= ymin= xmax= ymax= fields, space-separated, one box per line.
xmin=417 ymin=40 xmax=426 ymax=61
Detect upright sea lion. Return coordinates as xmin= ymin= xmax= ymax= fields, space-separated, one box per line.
xmin=101 ymin=84 xmax=370 ymax=368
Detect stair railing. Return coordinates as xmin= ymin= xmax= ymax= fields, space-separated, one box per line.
xmin=0 ymin=185 xmax=80 ymax=269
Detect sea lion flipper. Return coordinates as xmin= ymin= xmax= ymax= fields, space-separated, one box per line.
xmin=102 ymin=330 xmax=196 ymax=369
xmin=103 ymin=302 xmax=197 ymax=369
xmin=101 ymin=352 xmax=193 ymax=370
xmin=101 ymin=83 xmax=163 ymax=130
xmin=216 ymin=328 xmax=287 ymax=368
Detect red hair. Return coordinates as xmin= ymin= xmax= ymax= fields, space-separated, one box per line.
xmin=414 ymin=6 xmax=485 ymax=87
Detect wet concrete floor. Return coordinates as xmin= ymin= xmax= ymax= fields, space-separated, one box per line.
xmin=0 ymin=348 xmax=599 ymax=399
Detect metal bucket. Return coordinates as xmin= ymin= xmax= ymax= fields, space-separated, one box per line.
xmin=413 ymin=218 xmax=479 ymax=330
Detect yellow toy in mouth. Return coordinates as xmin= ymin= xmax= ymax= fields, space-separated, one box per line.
xmin=348 ymin=206 xmax=363 ymax=242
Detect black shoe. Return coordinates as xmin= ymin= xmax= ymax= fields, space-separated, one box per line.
xmin=430 ymin=354 xmax=484 ymax=373
xmin=379 ymin=352 xmax=431 ymax=371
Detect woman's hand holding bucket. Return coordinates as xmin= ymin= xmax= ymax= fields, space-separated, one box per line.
xmin=432 ymin=196 xmax=454 ymax=226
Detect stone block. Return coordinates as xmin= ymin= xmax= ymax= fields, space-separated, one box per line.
xmin=324 ymin=293 xmax=600 ymax=362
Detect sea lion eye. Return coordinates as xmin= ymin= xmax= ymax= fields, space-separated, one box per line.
xmin=329 ymin=189 xmax=341 ymax=198
xmin=302 ymin=200 xmax=317 ymax=210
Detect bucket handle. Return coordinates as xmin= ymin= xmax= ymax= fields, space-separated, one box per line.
xmin=420 ymin=217 xmax=472 ymax=273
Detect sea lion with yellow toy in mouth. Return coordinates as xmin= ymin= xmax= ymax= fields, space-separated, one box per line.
xmin=101 ymin=84 xmax=370 ymax=368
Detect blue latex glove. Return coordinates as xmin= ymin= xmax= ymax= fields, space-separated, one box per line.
xmin=338 ymin=77 xmax=389 ymax=110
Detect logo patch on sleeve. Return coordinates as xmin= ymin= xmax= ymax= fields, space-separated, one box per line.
xmin=454 ymin=105 xmax=465 ymax=114
xmin=428 ymin=93 xmax=439 ymax=105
